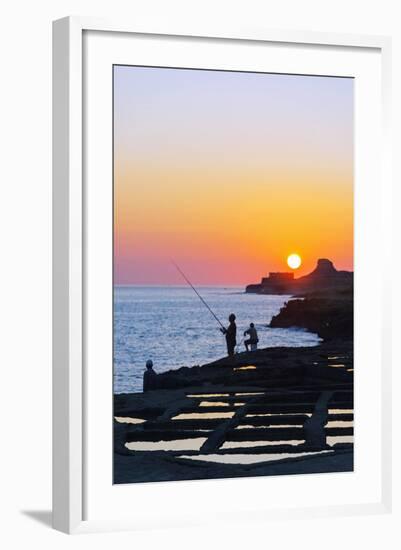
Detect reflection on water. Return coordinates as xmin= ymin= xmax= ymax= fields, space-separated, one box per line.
xmin=199 ymin=401 xmax=229 ymax=407
xmin=178 ymin=450 xmax=333 ymax=465
xmin=327 ymin=435 xmax=354 ymax=446
xmin=328 ymin=364 xmax=346 ymax=368
xmin=326 ymin=420 xmax=354 ymax=428
xmin=173 ymin=412 xmax=234 ymax=420
xmin=235 ymin=392 xmax=265 ymax=396
xmin=236 ymin=424 xmax=303 ymax=429
xmin=234 ymin=365 xmax=257 ymax=371
xmin=125 ymin=437 xmax=207 ymax=451
xmin=246 ymin=413 xmax=312 ymax=418
xmin=187 ymin=393 xmax=229 ymax=398
xmin=197 ymin=400 xmax=246 ymax=408
xmin=114 ymin=416 xmax=146 ymax=424
xmin=221 ymin=439 xmax=305 ymax=449
xmin=187 ymin=392 xmax=265 ymax=398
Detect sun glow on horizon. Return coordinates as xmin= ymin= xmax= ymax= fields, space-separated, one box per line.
xmin=114 ymin=66 xmax=353 ymax=284
xmin=287 ymin=254 xmax=302 ymax=270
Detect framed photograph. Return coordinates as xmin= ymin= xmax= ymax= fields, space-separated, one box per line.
xmin=53 ymin=17 xmax=392 ymax=534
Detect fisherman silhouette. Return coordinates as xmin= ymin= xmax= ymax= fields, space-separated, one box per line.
xmin=143 ymin=359 xmax=157 ymax=392
xmin=244 ymin=322 xmax=259 ymax=352
xmin=220 ymin=313 xmax=237 ymax=357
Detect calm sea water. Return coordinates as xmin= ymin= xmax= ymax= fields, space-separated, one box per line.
xmin=113 ymin=286 xmax=321 ymax=393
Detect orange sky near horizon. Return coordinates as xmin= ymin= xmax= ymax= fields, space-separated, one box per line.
xmin=114 ymin=67 xmax=353 ymax=285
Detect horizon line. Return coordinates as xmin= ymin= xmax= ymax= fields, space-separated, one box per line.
xmin=114 ymin=283 xmax=247 ymax=288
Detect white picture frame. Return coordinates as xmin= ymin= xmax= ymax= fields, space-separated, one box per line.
xmin=52 ymin=16 xmax=392 ymax=534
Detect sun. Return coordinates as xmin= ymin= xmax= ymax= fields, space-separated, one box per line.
xmin=287 ymin=253 xmax=302 ymax=270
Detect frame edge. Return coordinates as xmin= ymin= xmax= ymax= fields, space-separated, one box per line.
xmin=52 ymin=16 xmax=83 ymax=534
xmin=52 ymin=15 xmax=393 ymax=533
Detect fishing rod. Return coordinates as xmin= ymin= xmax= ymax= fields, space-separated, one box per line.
xmin=235 ymin=337 xmax=244 ymax=353
xmin=171 ymin=260 xmax=226 ymax=331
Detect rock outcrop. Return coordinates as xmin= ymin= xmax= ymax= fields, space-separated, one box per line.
xmin=246 ymin=258 xmax=353 ymax=295
xmin=269 ymin=286 xmax=353 ymax=341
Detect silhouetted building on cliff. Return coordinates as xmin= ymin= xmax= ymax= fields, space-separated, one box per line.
xmin=257 ymin=272 xmax=295 ymax=293
xmin=246 ymin=259 xmax=353 ymax=295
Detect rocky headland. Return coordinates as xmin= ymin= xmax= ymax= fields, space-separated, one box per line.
xmin=246 ymin=258 xmax=353 ymax=295
xmin=270 ymin=287 xmax=353 ymax=341
xmin=252 ymin=257 xmax=354 ymax=340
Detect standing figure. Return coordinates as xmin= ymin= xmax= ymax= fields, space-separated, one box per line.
xmin=143 ymin=359 xmax=157 ymax=392
xmin=220 ymin=313 xmax=237 ymax=357
xmin=244 ymin=322 xmax=259 ymax=352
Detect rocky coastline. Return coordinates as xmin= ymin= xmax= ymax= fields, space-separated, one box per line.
xmin=114 ymin=340 xmax=353 ymax=483
xmin=113 ymin=264 xmax=354 ymax=484
xmin=269 ymin=287 xmax=353 ymax=341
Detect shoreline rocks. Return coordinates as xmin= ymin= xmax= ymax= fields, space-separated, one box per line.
xmin=113 ymin=339 xmax=353 ymax=484
xmin=269 ymin=287 xmax=353 ymax=341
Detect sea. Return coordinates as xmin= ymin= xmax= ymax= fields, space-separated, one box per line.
xmin=113 ymin=285 xmax=321 ymax=393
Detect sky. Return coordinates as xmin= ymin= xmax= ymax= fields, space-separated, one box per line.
xmin=114 ymin=65 xmax=353 ymax=285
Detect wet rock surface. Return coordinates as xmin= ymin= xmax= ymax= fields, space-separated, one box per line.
xmin=114 ymin=340 xmax=353 ymax=484
xmin=269 ymin=287 xmax=353 ymax=340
